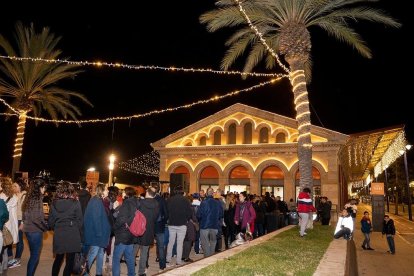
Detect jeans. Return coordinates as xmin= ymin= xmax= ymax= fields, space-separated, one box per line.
xmin=200 ymin=228 xmax=218 ymax=257
xmin=138 ymin=245 xmax=150 ymax=275
xmin=362 ymin=232 xmax=371 ymax=248
xmin=6 ymin=220 xmax=24 ymax=259
xmin=112 ymin=243 xmax=135 ymax=276
xmin=166 ymin=225 xmax=186 ymax=265
xmin=194 ymin=230 xmax=200 ymax=253
xmin=299 ymin=213 xmax=310 ymax=236
xmin=25 ymin=231 xmax=43 ymax=276
xmin=87 ymin=245 xmax=105 ymax=275
xmin=155 ymin=232 xmax=166 ymax=269
xmin=386 ymin=235 xmax=395 ymax=253
xmin=52 ymin=252 xmax=76 ymax=276
xmin=334 ymin=228 xmax=351 ymax=239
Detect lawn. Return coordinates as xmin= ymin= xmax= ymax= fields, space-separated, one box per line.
xmin=193 ymin=225 xmax=334 ymax=276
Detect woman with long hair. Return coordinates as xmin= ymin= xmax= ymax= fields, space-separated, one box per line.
xmin=48 ymin=181 xmax=83 ymax=276
xmin=234 ymin=191 xmax=256 ymax=237
xmin=21 ymin=178 xmax=46 ymax=276
xmin=7 ymin=178 xmax=27 ymax=268
xmin=0 ymin=177 xmax=19 ymax=273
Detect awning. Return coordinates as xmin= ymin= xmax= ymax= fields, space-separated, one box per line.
xmin=338 ymin=125 xmax=407 ymax=183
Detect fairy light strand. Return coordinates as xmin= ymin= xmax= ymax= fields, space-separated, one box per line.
xmin=0 ymin=77 xmax=285 ymax=124
xmin=118 ymin=151 xmax=160 ymax=177
xmin=0 ymin=55 xmax=284 ymax=78
xmin=234 ymin=0 xmax=290 ymax=73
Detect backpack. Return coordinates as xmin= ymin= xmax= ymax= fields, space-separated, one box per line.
xmin=126 ymin=201 xmax=147 ymax=237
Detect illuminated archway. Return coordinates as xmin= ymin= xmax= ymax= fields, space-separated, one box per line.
xmin=227 ymin=165 xmax=250 ymax=193
xmin=260 ymin=165 xmax=285 ymax=198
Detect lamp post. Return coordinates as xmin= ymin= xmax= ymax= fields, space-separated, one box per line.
xmin=108 ymin=154 xmax=115 ymax=187
xmin=385 ymin=165 xmax=390 ymax=212
xmin=399 ymin=144 xmax=412 ymax=221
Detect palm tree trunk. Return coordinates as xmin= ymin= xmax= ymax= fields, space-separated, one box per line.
xmin=11 ymin=112 xmax=27 ymax=178
xmin=288 ymin=60 xmax=313 ymax=191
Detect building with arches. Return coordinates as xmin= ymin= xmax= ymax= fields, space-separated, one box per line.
xmin=151 ymin=103 xmax=349 ymax=206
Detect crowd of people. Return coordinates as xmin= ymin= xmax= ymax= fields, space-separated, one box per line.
xmin=0 ymin=177 xmax=298 ymax=276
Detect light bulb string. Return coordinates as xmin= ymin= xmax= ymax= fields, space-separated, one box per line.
xmin=233 ymin=0 xmax=290 ymax=73
xmin=0 ymin=76 xmax=285 ymax=124
xmin=0 ymin=55 xmax=284 ymax=78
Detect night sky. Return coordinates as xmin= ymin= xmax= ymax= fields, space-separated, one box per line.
xmin=0 ymin=0 xmax=411 ymax=183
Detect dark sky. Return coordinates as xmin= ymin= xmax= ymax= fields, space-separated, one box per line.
xmin=0 ymin=0 xmax=411 ymax=183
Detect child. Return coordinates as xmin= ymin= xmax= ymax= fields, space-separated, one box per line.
xmin=361 ymin=211 xmax=373 ymax=250
xmin=382 ymin=215 xmax=396 ymax=254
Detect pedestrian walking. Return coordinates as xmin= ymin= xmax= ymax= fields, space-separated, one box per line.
xmin=382 ymin=215 xmax=396 ymax=254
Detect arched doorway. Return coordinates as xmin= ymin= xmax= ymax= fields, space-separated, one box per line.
xmin=295 ymin=167 xmax=321 ymax=199
xmin=199 ymin=166 xmax=219 ymax=192
xmin=172 ymin=166 xmax=190 ymax=192
xmin=260 ymin=166 xmax=284 ymax=199
xmin=227 ymin=165 xmax=250 ymax=193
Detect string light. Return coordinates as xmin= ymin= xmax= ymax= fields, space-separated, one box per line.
xmin=0 ymin=55 xmax=284 ymax=78
xmin=233 ymin=0 xmax=290 ymax=73
xmin=374 ymin=132 xmax=406 ymax=177
xmin=118 ymin=151 xmax=160 ymax=177
xmin=1 ymin=77 xmax=285 ymax=124
xmin=13 ymin=112 xmax=27 ymax=158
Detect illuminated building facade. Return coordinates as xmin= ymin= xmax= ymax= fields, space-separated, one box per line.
xmin=151 ymin=103 xmax=348 ymax=205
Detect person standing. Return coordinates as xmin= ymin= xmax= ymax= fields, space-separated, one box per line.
xmin=153 ymin=184 xmax=168 ymax=271
xmin=382 ymin=215 xmax=396 ymax=254
xmin=78 ymin=180 xmax=91 ymax=215
xmin=297 ymin=187 xmax=316 ymax=237
xmin=48 ymin=181 xmax=83 ymax=276
xmin=83 ymin=184 xmax=111 ymax=276
xmin=21 ymin=178 xmax=47 ymax=276
xmin=234 ymin=191 xmax=256 ymax=237
xmin=319 ymin=197 xmax=332 ymax=226
xmin=361 ymin=211 xmax=374 ymax=250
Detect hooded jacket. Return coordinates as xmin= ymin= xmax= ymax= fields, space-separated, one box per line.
xmin=48 ymin=199 xmax=83 ymax=254
xmin=83 ymin=196 xmax=111 ymax=247
xmin=137 ymin=198 xmax=159 ymax=246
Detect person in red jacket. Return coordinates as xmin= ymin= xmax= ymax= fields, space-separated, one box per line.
xmin=297 ymin=187 xmax=316 ymax=237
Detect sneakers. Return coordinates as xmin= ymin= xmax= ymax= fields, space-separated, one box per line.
xmin=361 ymin=245 xmax=366 ymax=250
xmin=8 ymin=259 xmax=21 ymax=268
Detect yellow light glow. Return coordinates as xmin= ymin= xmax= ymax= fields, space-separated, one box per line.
xmin=296 ymin=111 xmax=311 ymax=120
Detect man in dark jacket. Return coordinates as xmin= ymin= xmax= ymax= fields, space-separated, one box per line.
xmin=136 ymin=187 xmax=159 ymax=276
xmin=153 ymin=184 xmax=168 ymax=271
xmin=197 ymin=188 xmax=223 ymax=257
xmin=166 ymin=186 xmax=192 ymax=267
xmin=78 ymin=181 xmax=91 ymax=215
xmin=112 ymin=187 xmax=137 ymax=276
xmin=382 ymin=215 xmax=396 ymax=254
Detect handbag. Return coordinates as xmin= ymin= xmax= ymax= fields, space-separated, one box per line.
xmin=72 ymin=252 xmax=89 ymax=275
xmin=2 ymin=226 xmax=13 ymax=246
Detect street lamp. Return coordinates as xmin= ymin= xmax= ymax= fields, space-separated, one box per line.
xmin=108 ymin=154 xmax=116 ymax=187
xmin=87 ymin=167 xmax=96 ymax=172
xmin=399 ymin=144 xmax=412 ymax=221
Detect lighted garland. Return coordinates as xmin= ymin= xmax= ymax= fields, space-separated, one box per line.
xmin=0 ymin=55 xmax=283 ymax=78
xmin=118 ymin=151 xmax=160 ymax=177
xmin=0 ymin=77 xmax=284 ymax=124
xmin=233 ymin=0 xmax=290 ymax=73
xmin=374 ymin=131 xmax=406 ymax=177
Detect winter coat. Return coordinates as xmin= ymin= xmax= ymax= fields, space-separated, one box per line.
xmin=334 ymin=215 xmax=353 ymax=235
xmin=185 ymin=205 xmax=198 ymax=242
xmin=114 ymin=197 xmax=137 ymax=245
xmin=48 ymin=199 xmax=83 ymax=254
xmin=22 ymin=199 xmax=45 ymax=233
xmin=154 ymin=194 xmax=168 ymax=234
xmin=297 ymin=192 xmax=316 ymax=213
xmin=0 ymin=199 xmax=9 ymax=230
xmin=0 ymin=194 xmax=19 ymax=243
xmin=167 ymin=194 xmax=192 ymax=226
xmin=319 ymin=202 xmax=331 ymax=219
xmin=361 ymin=217 xmax=372 ymax=233
xmin=137 ymin=198 xmax=159 ymax=246
xmin=16 ymin=191 xmax=26 ymax=220
xmin=382 ymin=219 xmax=396 ymax=235
xmin=234 ymin=201 xmax=256 ymax=231
xmin=197 ymin=196 xmax=223 ymax=230
xmin=83 ymin=196 xmax=111 ymax=248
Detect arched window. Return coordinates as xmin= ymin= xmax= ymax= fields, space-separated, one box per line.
xmin=200 ymin=166 xmax=219 ymax=179
xmin=243 ymin=122 xmax=252 ymax=144
xmin=259 ymin=128 xmax=269 ymax=143
xmin=199 ymin=136 xmax=207 ymax=146
xmin=230 ymin=166 xmax=250 ymax=179
xmin=228 ymin=123 xmax=236 ymax=144
xmin=213 ymin=130 xmax=221 ymax=145
xmin=276 ymin=133 xmax=286 ymax=143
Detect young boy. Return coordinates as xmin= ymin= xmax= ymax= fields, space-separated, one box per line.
xmin=361 ymin=211 xmax=373 ymax=250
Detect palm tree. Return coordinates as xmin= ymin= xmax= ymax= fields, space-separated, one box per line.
xmin=200 ymin=0 xmax=400 ymax=191
xmin=0 ymin=22 xmax=92 ymax=177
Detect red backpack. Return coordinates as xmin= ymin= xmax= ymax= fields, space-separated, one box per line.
xmin=126 ymin=203 xmax=147 ymax=237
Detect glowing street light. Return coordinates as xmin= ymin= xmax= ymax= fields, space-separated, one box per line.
xmin=87 ymin=167 xmax=96 ymax=172
xmin=108 ymin=154 xmax=116 ymax=187
xmin=399 ymin=144 xmax=412 ymax=221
